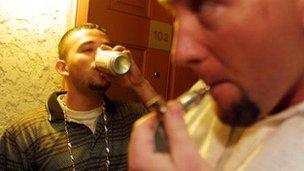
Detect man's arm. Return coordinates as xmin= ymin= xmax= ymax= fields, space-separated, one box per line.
xmin=0 ymin=129 xmax=29 ymax=170
xmin=101 ymin=44 xmax=159 ymax=105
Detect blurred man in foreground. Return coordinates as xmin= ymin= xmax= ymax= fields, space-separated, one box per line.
xmin=129 ymin=0 xmax=304 ymax=170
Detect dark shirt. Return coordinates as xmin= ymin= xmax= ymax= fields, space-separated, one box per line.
xmin=0 ymin=91 xmax=146 ymax=171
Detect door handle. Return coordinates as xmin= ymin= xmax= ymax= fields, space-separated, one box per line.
xmin=154 ymin=72 xmax=161 ymax=78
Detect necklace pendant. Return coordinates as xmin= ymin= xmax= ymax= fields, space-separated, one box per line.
xmin=106 ymin=147 xmax=110 ymax=153
xmin=103 ymin=114 xmax=107 ymax=122
xmin=67 ymin=142 xmax=72 ymax=147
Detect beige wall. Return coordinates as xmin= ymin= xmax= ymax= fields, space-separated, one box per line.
xmin=0 ymin=0 xmax=76 ymax=132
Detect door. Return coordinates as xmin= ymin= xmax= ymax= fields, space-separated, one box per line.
xmin=76 ymin=0 xmax=197 ymax=101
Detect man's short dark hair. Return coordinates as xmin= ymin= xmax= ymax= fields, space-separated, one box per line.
xmin=58 ymin=23 xmax=107 ymax=60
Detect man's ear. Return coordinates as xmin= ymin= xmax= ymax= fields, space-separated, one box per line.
xmin=55 ymin=60 xmax=69 ymax=76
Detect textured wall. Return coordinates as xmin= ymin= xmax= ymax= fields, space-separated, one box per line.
xmin=0 ymin=0 xmax=75 ymax=132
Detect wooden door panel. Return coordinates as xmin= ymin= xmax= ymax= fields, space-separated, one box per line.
xmin=149 ymin=0 xmax=173 ymax=22
xmin=144 ymin=49 xmax=170 ymax=99
xmin=110 ymin=0 xmax=149 ymax=17
xmin=88 ymin=0 xmax=149 ymax=47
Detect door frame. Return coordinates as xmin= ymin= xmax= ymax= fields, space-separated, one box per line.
xmin=75 ymin=0 xmax=90 ymax=25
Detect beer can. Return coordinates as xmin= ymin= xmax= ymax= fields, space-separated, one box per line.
xmin=95 ymin=49 xmax=131 ymax=75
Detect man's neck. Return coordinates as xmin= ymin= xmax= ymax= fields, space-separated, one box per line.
xmin=65 ymin=91 xmax=104 ymax=111
xmin=272 ymin=77 xmax=304 ymax=114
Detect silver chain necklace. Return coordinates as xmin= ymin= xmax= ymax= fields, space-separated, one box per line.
xmin=61 ymin=96 xmax=110 ymax=171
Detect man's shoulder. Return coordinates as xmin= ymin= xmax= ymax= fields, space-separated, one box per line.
xmin=277 ymin=109 xmax=304 ymax=132
xmin=243 ymin=110 xmax=304 ymax=171
xmin=2 ymin=107 xmax=49 ymax=136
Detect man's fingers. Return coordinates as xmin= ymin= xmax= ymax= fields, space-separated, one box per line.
xmin=163 ymin=101 xmax=197 ymax=162
xmin=128 ymin=113 xmax=158 ymax=168
xmin=112 ymin=45 xmax=126 ymax=51
xmin=100 ymin=44 xmax=127 ymax=52
xmin=100 ymin=44 xmax=112 ymax=50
